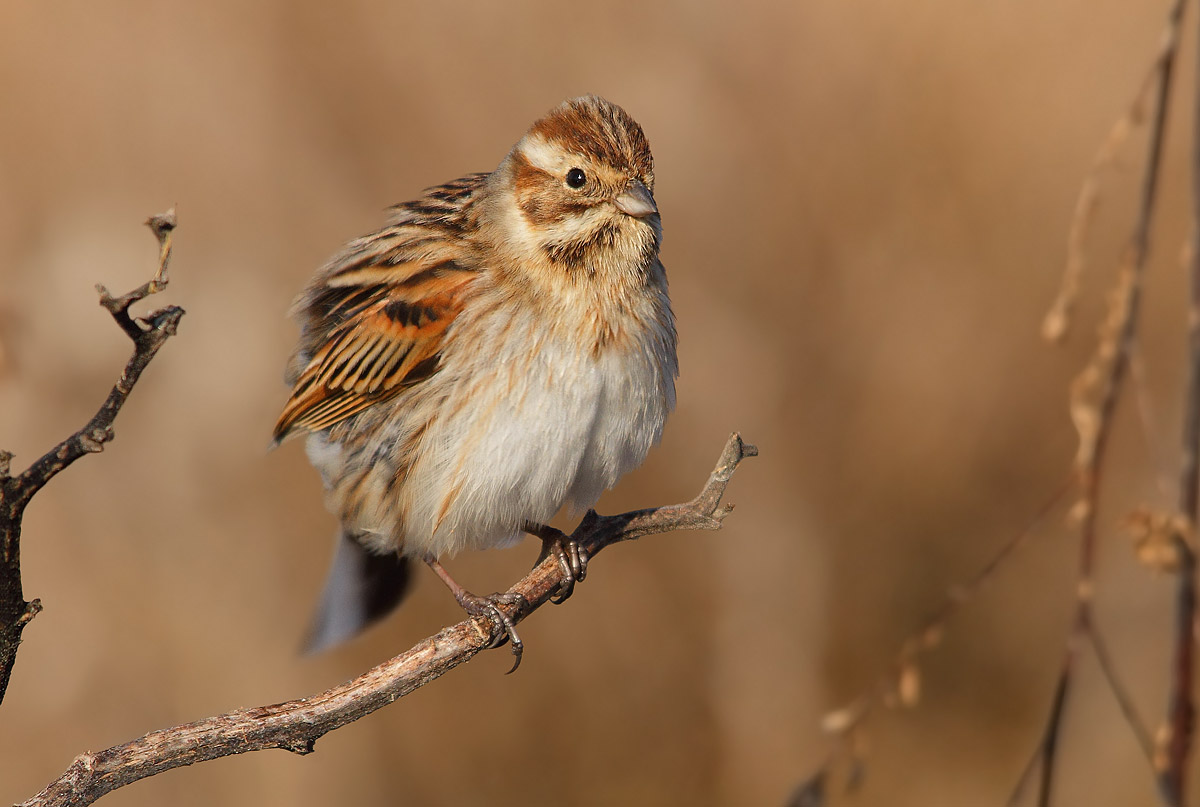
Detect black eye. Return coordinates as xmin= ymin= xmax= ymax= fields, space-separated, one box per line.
xmin=565 ymin=168 xmax=587 ymax=189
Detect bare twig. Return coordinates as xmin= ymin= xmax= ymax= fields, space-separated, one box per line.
xmin=1025 ymin=2 xmax=1188 ymax=803
xmin=1089 ymin=624 xmax=1156 ymax=762
xmin=1042 ymin=58 xmax=1158 ymax=344
xmin=805 ymin=3 xmax=1189 ymax=799
xmin=0 ymin=210 xmax=182 ymax=706
xmin=1007 ymin=602 xmax=1155 ymax=807
xmin=803 ymin=476 xmax=1075 ymax=799
xmin=1162 ymin=0 xmax=1200 ymax=798
xmin=17 ymin=434 xmax=756 ymax=807
xmin=1008 ymin=662 xmax=1073 ymax=807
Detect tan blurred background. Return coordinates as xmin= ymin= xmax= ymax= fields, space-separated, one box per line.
xmin=0 ymin=1 xmax=1195 ymax=804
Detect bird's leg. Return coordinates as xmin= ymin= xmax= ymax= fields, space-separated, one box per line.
xmin=422 ymin=554 xmax=526 ymax=673
xmin=524 ymin=522 xmax=589 ymax=605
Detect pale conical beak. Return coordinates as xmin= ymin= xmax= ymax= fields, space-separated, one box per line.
xmin=613 ymin=179 xmax=658 ymax=218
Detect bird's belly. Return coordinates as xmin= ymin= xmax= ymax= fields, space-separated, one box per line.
xmin=563 ymin=344 xmax=672 ymax=510
xmin=396 ymin=334 xmax=670 ymax=557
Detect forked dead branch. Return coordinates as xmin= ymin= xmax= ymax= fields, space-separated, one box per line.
xmin=0 ymin=210 xmax=182 ymax=707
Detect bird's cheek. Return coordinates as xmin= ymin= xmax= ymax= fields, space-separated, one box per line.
xmin=517 ymin=192 xmax=551 ymax=226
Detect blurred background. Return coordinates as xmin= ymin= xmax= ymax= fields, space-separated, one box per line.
xmin=0 ymin=1 xmax=1196 ymax=804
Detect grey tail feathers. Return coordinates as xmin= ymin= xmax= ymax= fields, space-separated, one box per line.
xmin=302 ymin=530 xmax=414 ymax=654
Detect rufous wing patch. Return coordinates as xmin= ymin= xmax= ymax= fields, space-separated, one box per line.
xmin=273 ymin=268 xmax=473 ymax=442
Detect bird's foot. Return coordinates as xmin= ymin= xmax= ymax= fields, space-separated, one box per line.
xmin=423 ymin=555 xmax=526 ymax=673
xmin=455 ymin=590 xmax=526 ymax=673
xmin=526 ymin=523 xmax=589 ymax=604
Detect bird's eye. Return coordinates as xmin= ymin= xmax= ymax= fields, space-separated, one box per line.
xmin=565 ymin=168 xmax=587 ymax=189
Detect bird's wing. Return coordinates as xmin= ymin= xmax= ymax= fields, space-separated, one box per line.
xmin=273 ymin=174 xmax=487 ymax=443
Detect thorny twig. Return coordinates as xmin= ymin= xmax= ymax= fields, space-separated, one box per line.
xmin=17 ymin=434 xmax=756 ymax=807
xmin=0 ymin=210 xmax=182 ymax=707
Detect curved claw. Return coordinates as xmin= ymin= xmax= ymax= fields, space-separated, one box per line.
xmin=548 ymin=541 xmax=589 ymax=604
xmin=423 ymin=555 xmax=527 ymax=672
xmin=465 ymin=592 xmax=525 ymax=672
xmin=569 ymin=541 xmax=589 ymax=581
xmin=526 ymin=523 xmax=589 ymax=605
xmin=549 ymin=582 xmax=572 ymax=606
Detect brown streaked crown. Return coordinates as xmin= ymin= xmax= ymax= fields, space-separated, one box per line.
xmin=526 ymin=95 xmax=654 ymax=188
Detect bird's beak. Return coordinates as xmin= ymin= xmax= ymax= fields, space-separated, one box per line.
xmin=613 ymin=179 xmax=658 ymax=218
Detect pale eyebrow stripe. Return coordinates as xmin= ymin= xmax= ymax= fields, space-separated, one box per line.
xmin=519 ymin=135 xmax=565 ymax=174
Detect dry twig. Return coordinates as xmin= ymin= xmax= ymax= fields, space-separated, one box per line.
xmin=16 ymin=433 xmax=755 ymax=807
xmin=1162 ymin=0 xmax=1200 ymax=797
xmin=796 ymin=3 xmax=1192 ymax=803
xmin=1019 ymin=2 xmax=1190 ymax=804
xmin=0 ymin=210 xmax=182 ymax=706
xmin=789 ymin=477 xmax=1074 ymax=806
xmin=1042 ymin=52 xmax=1159 ymax=345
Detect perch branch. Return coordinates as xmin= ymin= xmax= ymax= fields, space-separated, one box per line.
xmin=0 ymin=210 xmax=183 ymax=707
xmin=17 ymin=434 xmax=756 ymax=807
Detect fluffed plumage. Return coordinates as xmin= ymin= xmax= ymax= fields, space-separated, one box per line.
xmin=277 ymin=95 xmax=677 ymax=651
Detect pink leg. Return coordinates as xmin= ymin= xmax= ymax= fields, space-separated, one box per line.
xmin=423 ymin=554 xmax=526 ymax=673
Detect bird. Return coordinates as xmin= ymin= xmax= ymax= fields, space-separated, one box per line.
xmin=274 ymin=95 xmax=678 ymax=668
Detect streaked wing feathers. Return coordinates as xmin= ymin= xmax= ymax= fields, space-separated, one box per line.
xmin=274 ymin=174 xmax=487 ymax=442
xmin=274 ymin=264 xmax=474 ymax=441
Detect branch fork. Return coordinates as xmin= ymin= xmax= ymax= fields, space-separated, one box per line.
xmin=0 ymin=208 xmax=184 ymax=707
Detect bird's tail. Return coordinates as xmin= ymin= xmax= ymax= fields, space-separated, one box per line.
xmin=302 ymin=530 xmax=413 ymax=654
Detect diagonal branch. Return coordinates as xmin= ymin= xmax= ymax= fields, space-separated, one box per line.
xmin=17 ymin=434 xmax=756 ymax=807
xmin=0 ymin=210 xmax=183 ymax=707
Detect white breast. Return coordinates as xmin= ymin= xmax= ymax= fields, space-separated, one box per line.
xmin=394 ymin=303 xmax=676 ymax=558
xmin=564 ymin=340 xmax=676 ymax=510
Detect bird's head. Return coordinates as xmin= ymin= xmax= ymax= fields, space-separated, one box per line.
xmin=489 ymin=95 xmax=661 ymax=281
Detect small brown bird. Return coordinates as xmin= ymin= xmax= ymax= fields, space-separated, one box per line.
xmin=275 ymin=96 xmax=677 ymax=664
